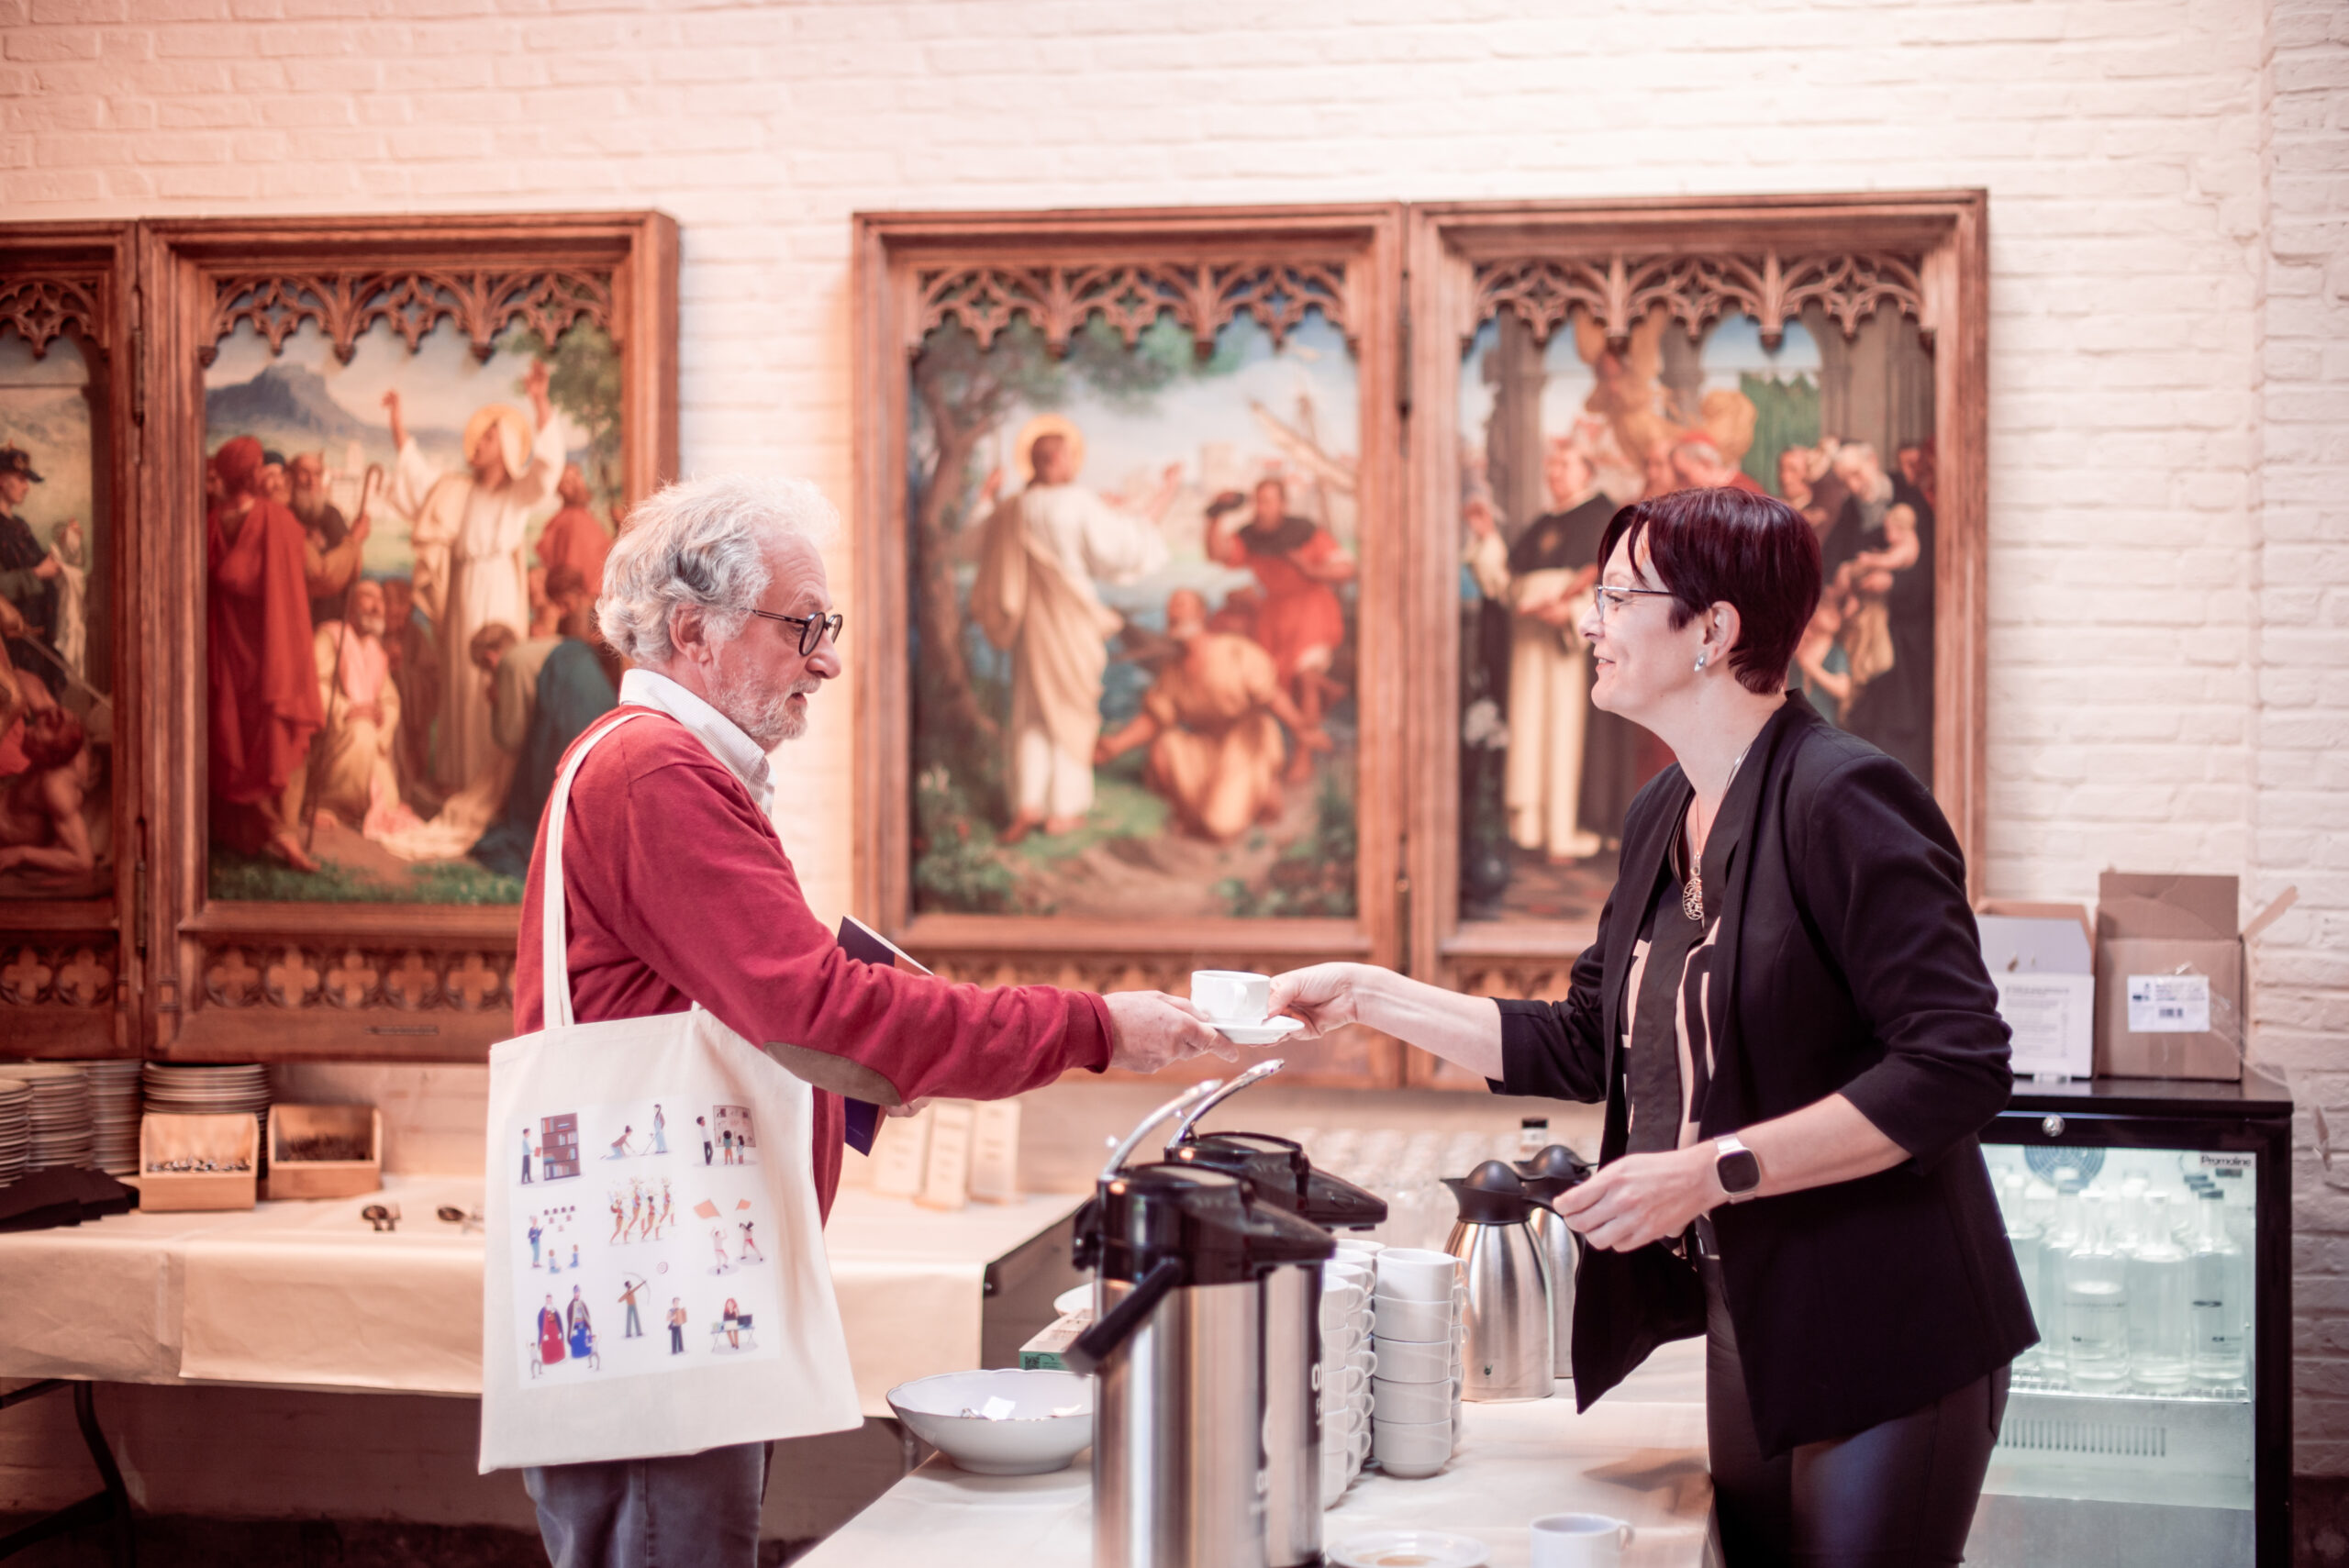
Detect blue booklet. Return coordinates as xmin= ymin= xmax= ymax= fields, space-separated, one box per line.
xmin=833 ymin=916 xmax=931 ymax=1156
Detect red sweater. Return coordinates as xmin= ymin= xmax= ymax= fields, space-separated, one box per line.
xmin=513 ymin=708 xmax=1112 ymax=1217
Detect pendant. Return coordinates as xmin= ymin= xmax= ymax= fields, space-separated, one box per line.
xmin=1682 ymin=871 xmax=1704 ymax=923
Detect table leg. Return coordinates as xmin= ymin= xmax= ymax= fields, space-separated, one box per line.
xmin=0 ymin=1380 xmax=136 ymax=1567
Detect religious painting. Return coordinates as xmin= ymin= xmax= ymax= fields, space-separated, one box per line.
xmin=199 ymin=312 xmax=624 ymax=904
xmin=0 ymin=324 xmax=112 ymax=900
xmin=1454 ymin=299 xmax=1936 ymax=926
xmin=906 ymin=306 xmax=1362 ymax=923
xmin=1404 ymin=195 xmax=1987 ymax=1086
xmin=142 ymin=212 xmax=676 ymax=1062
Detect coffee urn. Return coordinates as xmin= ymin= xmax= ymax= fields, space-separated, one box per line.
xmin=1167 ymin=1112 xmax=1386 ymax=1564
xmin=1068 ymin=1084 xmax=1334 ymax=1568
xmin=1442 ymin=1159 xmax=1557 ymax=1401
xmin=1515 ymin=1143 xmax=1592 ymax=1380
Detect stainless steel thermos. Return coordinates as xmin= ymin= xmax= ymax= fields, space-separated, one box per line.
xmin=1443 ymin=1159 xmax=1558 ymax=1401
xmin=1168 ymin=1128 xmax=1385 ymax=1566
xmin=1068 ymin=1082 xmax=1340 ymax=1568
xmin=1516 ymin=1144 xmax=1593 ymax=1381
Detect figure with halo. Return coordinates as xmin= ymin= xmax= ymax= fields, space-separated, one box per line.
xmin=381 ymin=359 xmax=564 ymax=796
xmin=970 ymin=416 xmax=1182 ymax=844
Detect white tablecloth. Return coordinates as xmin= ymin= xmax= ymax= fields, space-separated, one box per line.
xmin=797 ymin=1340 xmax=1716 ymax=1568
xmin=0 ymin=1175 xmax=1082 ymax=1414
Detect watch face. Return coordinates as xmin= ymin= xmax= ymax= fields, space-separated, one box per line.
xmin=1719 ymin=1148 xmax=1762 ymax=1195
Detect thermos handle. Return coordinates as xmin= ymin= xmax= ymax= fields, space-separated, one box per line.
xmin=1165 ymin=1058 xmax=1286 ymax=1148
xmin=1064 ymin=1257 xmax=1184 ymax=1375
xmin=1100 ymin=1080 xmax=1226 ymax=1183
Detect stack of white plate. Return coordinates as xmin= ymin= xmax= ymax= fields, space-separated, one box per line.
xmin=0 ymin=1077 xmax=30 ymax=1186
xmin=7 ymin=1063 xmax=94 ymax=1173
xmin=141 ymin=1063 xmax=271 ymax=1170
xmin=83 ymin=1060 xmax=143 ymax=1176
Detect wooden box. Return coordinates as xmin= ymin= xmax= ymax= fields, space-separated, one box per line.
xmin=264 ymin=1105 xmax=383 ymax=1201
xmin=139 ymin=1112 xmax=258 ymax=1212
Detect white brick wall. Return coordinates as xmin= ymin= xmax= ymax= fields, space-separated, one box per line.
xmin=2254 ymin=0 xmax=2349 ymax=1477
xmin=3 ymin=0 xmax=2341 ymax=1470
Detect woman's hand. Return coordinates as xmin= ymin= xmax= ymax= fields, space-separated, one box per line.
xmin=1551 ymin=1146 xmax=1726 ymax=1252
xmin=1267 ymin=962 xmax=1375 ymax=1040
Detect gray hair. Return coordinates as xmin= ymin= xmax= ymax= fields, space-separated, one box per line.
xmin=596 ymin=474 xmax=839 ymax=664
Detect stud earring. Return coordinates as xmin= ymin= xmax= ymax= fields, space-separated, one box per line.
xmin=1694 ymin=651 xmax=1708 ymax=673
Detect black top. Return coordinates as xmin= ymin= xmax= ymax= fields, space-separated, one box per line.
xmin=1508 ymin=493 xmax=1615 ymax=576
xmin=1620 ymin=762 xmax=1753 ymax=1153
xmin=1490 ymin=694 xmax=2036 ymax=1454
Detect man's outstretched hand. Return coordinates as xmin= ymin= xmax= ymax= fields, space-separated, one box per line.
xmin=1103 ymin=990 xmax=1233 ymax=1073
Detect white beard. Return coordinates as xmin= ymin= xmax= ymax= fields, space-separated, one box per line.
xmin=709 ymin=673 xmax=806 ymax=751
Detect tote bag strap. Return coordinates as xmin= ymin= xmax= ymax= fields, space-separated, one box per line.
xmin=540 ymin=710 xmax=653 ymax=1030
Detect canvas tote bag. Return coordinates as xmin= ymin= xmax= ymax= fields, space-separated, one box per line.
xmin=479 ymin=712 xmax=863 ymax=1472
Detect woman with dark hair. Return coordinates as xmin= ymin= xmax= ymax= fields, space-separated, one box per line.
xmin=1274 ymin=487 xmax=2032 ymax=1565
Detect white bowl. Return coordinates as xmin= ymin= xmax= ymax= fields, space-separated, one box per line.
xmin=885 ymin=1369 xmax=1095 ymax=1475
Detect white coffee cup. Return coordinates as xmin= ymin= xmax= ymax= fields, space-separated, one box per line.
xmin=1371 ymin=1415 xmax=1452 ymax=1479
xmin=1372 ymin=1375 xmax=1452 ymax=1423
xmin=1190 ymin=970 xmax=1270 ymax=1023
xmin=1372 ymin=1292 xmax=1455 ymax=1342
xmin=1375 ymin=1248 xmax=1461 ymax=1301
xmin=1320 ymin=1281 xmax=1366 ymax=1323
xmin=1530 ymin=1513 xmax=1635 ymax=1568
xmin=1325 ymin=1259 xmax=1375 ymax=1291
xmin=1373 ymin=1335 xmax=1453 ymax=1383
xmin=1334 ymin=1239 xmax=1385 ymax=1259
xmin=1320 ymin=1361 xmax=1370 ymax=1402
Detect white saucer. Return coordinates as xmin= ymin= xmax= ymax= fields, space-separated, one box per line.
xmin=1330 ymin=1531 xmax=1488 ymax=1568
xmin=1208 ymin=1015 xmax=1305 ymax=1046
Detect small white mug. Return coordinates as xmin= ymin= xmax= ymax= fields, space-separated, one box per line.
xmin=1319 ymin=1282 xmax=1367 ymax=1324
xmin=1372 ymin=1375 xmax=1452 ymax=1423
xmin=1371 ymin=1415 xmax=1452 ymax=1479
xmin=1371 ymin=1293 xmax=1455 ymax=1342
xmin=1530 ymin=1513 xmax=1635 ymax=1568
xmin=1375 ymin=1248 xmax=1461 ymax=1301
xmin=1319 ymin=1361 xmax=1370 ymax=1403
xmin=1190 ymin=970 xmax=1271 ymax=1023
xmin=1373 ymin=1336 xmax=1453 ymax=1383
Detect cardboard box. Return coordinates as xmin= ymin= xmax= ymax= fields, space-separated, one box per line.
xmin=1976 ymin=901 xmax=2096 ymax=1080
xmin=2093 ymin=873 xmax=2296 ymax=1082
xmin=139 ymin=1112 xmax=258 ymax=1212
xmin=264 ymin=1104 xmax=383 ymax=1201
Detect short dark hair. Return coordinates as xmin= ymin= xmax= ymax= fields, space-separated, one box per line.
xmin=1597 ymin=486 xmax=1820 ymax=695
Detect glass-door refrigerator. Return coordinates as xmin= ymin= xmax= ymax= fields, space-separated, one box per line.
xmin=1969 ymin=1073 xmax=2292 ymax=1568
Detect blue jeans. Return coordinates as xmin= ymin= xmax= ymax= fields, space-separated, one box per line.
xmin=525 ymin=1441 xmax=768 ymax=1568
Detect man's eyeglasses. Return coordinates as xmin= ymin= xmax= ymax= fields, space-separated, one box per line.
xmin=1592 ymin=585 xmax=1676 ymax=624
xmin=747 ymin=608 xmax=844 ymax=656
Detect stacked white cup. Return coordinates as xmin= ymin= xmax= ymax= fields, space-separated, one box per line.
xmin=1369 ymin=1247 xmax=1464 ymax=1479
xmin=1319 ymin=1255 xmax=1377 ymax=1500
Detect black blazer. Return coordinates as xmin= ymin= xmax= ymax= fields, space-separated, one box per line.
xmin=1494 ymin=695 xmax=2037 ymax=1455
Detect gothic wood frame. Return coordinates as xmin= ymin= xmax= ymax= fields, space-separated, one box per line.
xmin=0 ymin=223 xmax=142 ymax=1056
xmin=139 ymin=213 xmax=677 ymax=1062
xmin=1404 ymin=192 xmax=1989 ymax=1087
xmin=852 ymin=206 xmax=1407 ymax=1087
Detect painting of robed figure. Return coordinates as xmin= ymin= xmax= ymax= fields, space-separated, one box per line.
xmin=906 ymin=303 xmax=1363 ymax=923
xmin=1456 ymin=295 xmax=1937 ymax=929
xmin=0 ymin=324 xmax=114 ymax=899
xmin=201 ymin=307 xmax=625 ymax=903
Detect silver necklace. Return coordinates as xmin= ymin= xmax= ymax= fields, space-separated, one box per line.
xmin=1681 ymin=740 xmax=1754 ymax=923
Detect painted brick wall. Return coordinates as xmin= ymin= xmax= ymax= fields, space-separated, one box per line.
xmin=3 ymin=0 xmax=2340 ymax=1471
xmin=2254 ymin=0 xmax=2349 ymax=1477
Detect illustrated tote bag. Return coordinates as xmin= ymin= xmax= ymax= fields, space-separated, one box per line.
xmin=479 ymin=713 xmax=863 ymax=1472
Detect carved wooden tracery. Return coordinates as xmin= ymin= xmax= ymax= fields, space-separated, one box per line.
xmin=1471 ymin=250 xmax=1927 ymax=351
xmin=199 ymin=267 xmax=617 ymax=365
xmin=200 ymin=943 xmax=510 ymax=1016
xmin=0 ymin=272 xmax=106 ymax=357
xmin=913 ymin=260 xmax=1355 ymax=358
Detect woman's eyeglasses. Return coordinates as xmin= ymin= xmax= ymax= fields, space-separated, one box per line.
xmin=1592 ymin=585 xmax=1676 ymax=624
xmin=747 ymin=608 xmax=845 ymax=656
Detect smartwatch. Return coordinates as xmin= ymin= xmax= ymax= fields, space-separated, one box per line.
xmin=1714 ymin=1135 xmax=1762 ymax=1201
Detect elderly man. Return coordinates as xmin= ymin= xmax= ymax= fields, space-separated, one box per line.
xmin=289 ymin=450 xmax=372 ymax=630
xmin=304 ymin=578 xmax=417 ymax=840
xmin=515 ymin=473 xmax=1221 ymax=1567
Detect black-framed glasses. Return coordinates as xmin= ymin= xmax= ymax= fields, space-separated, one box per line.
xmin=1592 ymin=585 xmax=1676 ymax=624
xmin=747 ymin=607 xmax=844 ymax=655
